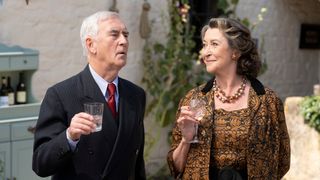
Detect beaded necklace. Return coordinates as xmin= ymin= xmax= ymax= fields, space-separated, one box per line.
xmin=213 ymin=77 xmax=247 ymax=103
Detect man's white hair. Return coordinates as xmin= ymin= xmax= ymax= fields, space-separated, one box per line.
xmin=80 ymin=11 xmax=119 ymax=56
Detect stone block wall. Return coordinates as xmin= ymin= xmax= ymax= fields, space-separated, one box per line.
xmin=283 ymin=97 xmax=320 ymax=179
xmin=4 ymin=0 xmax=318 ymax=102
xmin=0 ymin=0 xmax=168 ymax=100
xmin=236 ymin=0 xmax=320 ymax=99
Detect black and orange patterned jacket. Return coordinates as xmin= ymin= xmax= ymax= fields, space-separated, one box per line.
xmin=167 ymin=77 xmax=290 ymax=180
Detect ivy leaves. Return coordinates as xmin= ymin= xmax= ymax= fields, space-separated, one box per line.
xmin=142 ymin=0 xmax=206 ymax=127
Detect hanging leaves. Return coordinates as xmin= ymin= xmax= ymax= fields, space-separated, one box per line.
xmin=142 ymin=0 xmax=208 ymax=127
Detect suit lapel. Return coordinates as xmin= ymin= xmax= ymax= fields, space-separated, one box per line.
xmin=102 ymin=78 xmax=137 ymax=177
xmin=117 ymin=78 xmax=136 ymax=141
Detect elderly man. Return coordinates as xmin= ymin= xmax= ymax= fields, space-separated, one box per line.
xmin=32 ymin=11 xmax=146 ymax=180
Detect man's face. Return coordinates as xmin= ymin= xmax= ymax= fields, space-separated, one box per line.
xmin=93 ymin=17 xmax=129 ymax=70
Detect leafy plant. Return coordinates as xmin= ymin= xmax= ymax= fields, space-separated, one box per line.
xmin=218 ymin=0 xmax=267 ymax=30
xmin=300 ymin=96 xmax=320 ymax=133
xmin=142 ymin=0 xmax=208 ymax=127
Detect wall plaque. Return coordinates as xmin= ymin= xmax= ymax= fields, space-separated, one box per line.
xmin=299 ymin=24 xmax=320 ymax=49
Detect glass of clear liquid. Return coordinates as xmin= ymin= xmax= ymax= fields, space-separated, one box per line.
xmin=188 ymin=98 xmax=206 ymax=143
xmin=84 ymin=102 xmax=104 ymax=132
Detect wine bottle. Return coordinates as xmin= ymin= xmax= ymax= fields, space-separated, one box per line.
xmin=0 ymin=76 xmax=9 ymax=107
xmin=16 ymin=72 xmax=27 ymax=104
xmin=7 ymin=76 xmax=15 ymax=105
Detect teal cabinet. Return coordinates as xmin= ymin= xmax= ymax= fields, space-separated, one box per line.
xmin=0 ymin=142 xmax=10 ymax=180
xmin=12 ymin=140 xmax=46 ymax=180
xmin=0 ymin=43 xmax=48 ymax=179
xmin=0 ymin=117 xmax=50 ymax=180
xmin=0 ymin=57 xmax=10 ymax=71
xmin=0 ymin=55 xmax=38 ymax=71
xmin=0 ymin=43 xmax=38 ymax=72
xmin=0 ymin=43 xmax=39 ymax=104
xmin=0 ymin=122 xmax=11 ymax=180
xmin=9 ymin=55 xmax=38 ymax=71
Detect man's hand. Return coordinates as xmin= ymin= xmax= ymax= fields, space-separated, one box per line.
xmin=67 ymin=112 xmax=96 ymax=141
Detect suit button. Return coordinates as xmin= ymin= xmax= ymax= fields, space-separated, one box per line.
xmin=88 ymin=148 xmax=94 ymax=155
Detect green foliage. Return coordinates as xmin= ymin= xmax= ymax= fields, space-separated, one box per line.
xmin=218 ymin=0 xmax=229 ymax=11
xmin=142 ymin=0 xmax=208 ymax=127
xmin=300 ymin=96 xmax=320 ymax=133
xmin=143 ymin=131 xmax=156 ymax=162
xmin=218 ymin=0 xmax=267 ymax=31
xmin=218 ymin=0 xmax=239 ymax=18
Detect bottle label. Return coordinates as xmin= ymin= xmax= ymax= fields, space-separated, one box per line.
xmin=8 ymin=92 xmax=15 ymax=105
xmin=0 ymin=96 xmax=9 ymax=107
xmin=17 ymin=91 xmax=27 ymax=103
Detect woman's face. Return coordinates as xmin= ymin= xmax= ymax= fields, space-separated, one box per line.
xmin=202 ymin=28 xmax=237 ymax=76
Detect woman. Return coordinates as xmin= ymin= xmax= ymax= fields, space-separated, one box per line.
xmin=167 ymin=18 xmax=290 ymax=180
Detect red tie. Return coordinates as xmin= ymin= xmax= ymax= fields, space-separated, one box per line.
xmin=107 ymin=83 xmax=117 ymax=118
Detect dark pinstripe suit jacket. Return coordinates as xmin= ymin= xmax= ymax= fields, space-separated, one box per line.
xmin=32 ymin=65 xmax=146 ymax=180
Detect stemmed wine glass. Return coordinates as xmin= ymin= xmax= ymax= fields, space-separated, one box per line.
xmin=188 ymin=98 xmax=206 ymax=143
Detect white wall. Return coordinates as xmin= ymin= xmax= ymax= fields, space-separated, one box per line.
xmin=236 ymin=0 xmax=320 ymax=99
xmin=0 ymin=0 xmax=168 ymax=101
xmin=1 ymin=0 xmax=318 ymax=106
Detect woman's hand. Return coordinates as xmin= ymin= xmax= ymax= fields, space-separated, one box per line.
xmin=172 ymin=106 xmax=198 ymax=172
xmin=177 ymin=106 xmax=199 ymax=143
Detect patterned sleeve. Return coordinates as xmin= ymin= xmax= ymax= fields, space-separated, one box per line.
xmin=167 ymin=97 xmax=185 ymax=179
xmin=276 ymin=96 xmax=290 ymax=178
xmin=247 ymin=89 xmax=290 ymax=180
xmin=167 ymin=88 xmax=197 ymax=178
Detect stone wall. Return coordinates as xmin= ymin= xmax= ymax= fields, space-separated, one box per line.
xmin=236 ymin=0 xmax=320 ymax=99
xmin=2 ymin=0 xmax=318 ymax=105
xmin=0 ymin=0 xmax=168 ymax=100
xmin=283 ymin=97 xmax=320 ymax=179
